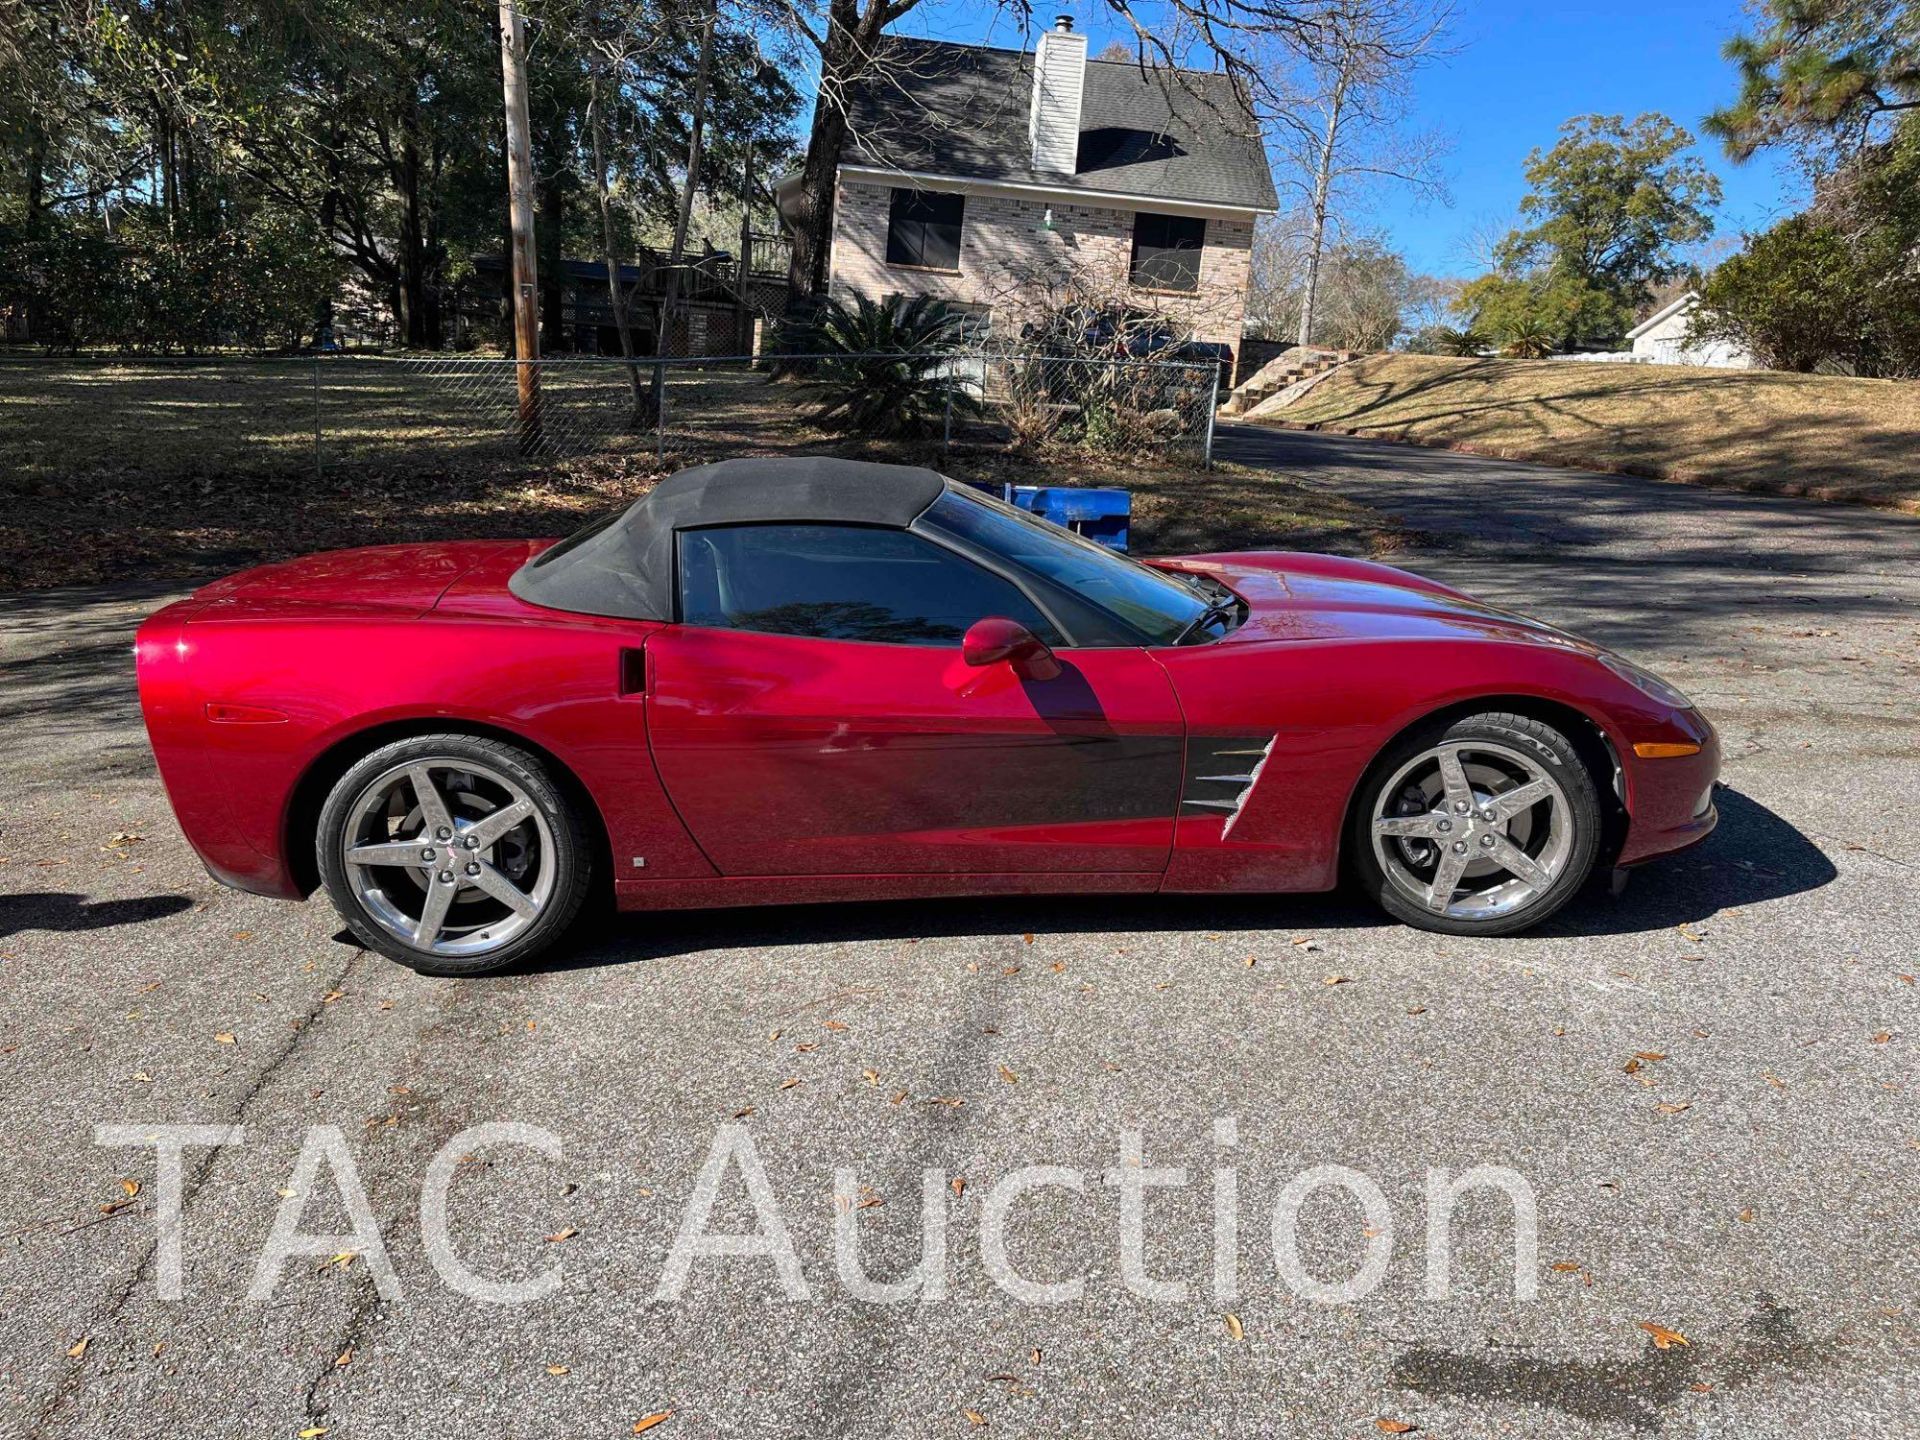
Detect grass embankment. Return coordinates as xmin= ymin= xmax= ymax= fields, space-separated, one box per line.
xmin=0 ymin=360 xmax=1404 ymax=590
xmin=1260 ymin=353 xmax=1920 ymax=513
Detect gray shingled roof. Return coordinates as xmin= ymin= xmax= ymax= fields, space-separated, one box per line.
xmin=840 ymin=37 xmax=1277 ymax=213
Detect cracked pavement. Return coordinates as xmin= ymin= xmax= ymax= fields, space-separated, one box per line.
xmin=3 ymin=432 xmax=1917 ymax=1438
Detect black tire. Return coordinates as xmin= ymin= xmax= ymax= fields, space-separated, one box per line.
xmin=1349 ymin=710 xmax=1601 ymax=937
xmin=316 ymin=733 xmax=593 ymax=976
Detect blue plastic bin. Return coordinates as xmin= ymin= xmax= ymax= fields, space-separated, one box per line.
xmin=1004 ymin=485 xmax=1132 ymax=551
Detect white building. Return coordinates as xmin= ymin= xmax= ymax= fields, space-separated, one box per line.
xmin=1626 ymin=291 xmax=1756 ymax=369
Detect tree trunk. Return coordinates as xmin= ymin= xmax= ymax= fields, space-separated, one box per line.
xmin=785 ymin=0 xmax=886 ymax=313
xmin=1296 ymin=68 xmax=1348 ymax=349
xmin=588 ymin=69 xmax=649 ymax=418
xmin=538 ymin=157 xmax=567 ymax=352
xmin=652 ymin=2 xmax=718 ymax=413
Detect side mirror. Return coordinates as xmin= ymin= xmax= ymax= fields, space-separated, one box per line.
xmin=962 ymin=616 xmax=1062 ymax=681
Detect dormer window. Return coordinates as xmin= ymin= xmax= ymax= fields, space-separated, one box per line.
xmin=1130 ymin=212 xmax=1206 ymax=292
xmin=885 ymin=189 xmax=965 ymax=271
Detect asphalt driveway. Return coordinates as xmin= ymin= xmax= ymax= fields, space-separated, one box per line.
xmin=2 ymin=432 xmax=1916 ymax=1438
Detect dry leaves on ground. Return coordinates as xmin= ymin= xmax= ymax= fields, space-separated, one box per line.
xmin=1639 ymin=1322 xmax=1690 ymax=1350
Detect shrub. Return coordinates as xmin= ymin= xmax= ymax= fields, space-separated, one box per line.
xmin=785 ymin=294 xmax=983 ymax=438
xmin=1691 ymin=214 xmax=1879 ymax=373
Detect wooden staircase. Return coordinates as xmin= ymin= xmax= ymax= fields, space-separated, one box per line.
xmin=1221 ymin=348 xmax=1358 ymax=416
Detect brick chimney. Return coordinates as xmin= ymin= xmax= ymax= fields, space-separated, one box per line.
xmin=1028 ymin=15 xmax=1086 ymax=175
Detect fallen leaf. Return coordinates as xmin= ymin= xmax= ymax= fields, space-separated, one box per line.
xmin=214 ymin=1033 xmax=236 ymax=1045
xmin=1030 ymin=1348 xmax=1042 ymax=1366
xmin=1550 ymin=1261 xmax=1582 ymax=1273
xmin=1375 ymin=1422 xmax=1417 ymax=1435
xmin=1050 ymin=961 xmax=1067 ymax=973
xmin=1223 ymin=1312 xmax=1244 ymax=1341
xmin=767 ymin=1029 xmax=781 ymax=1043
xmin=963 ymin=1409 xmax=988 ymax=1428
xmin=734 ymin=1107 xmax=754 ymax=1118
xmin=793 ymin=1042 xmax=819 ymax=1054
xmin=1738 ymin=1207 xmax=1754 ymax=1223
xmin=951 ymin=1176 xmax=965 ymax=1197
xmin=1655 ymin=1102 xmax=1692 ymax=1115
xmin=66 ymin=1336 xmax=89 ymax=1359
xmin=120 ymin=1178 xmax=140 ymax=1198
xmin=998 ymin=1065 xmax=1019 ymax=1085
xmin=1871 ymin=1031 xmax=1893 ymax=1044
xmin=1639 ymin=1322 xmax=1690 ymax=1350
xmin=861 ymin=1069 xmax=879 ymax=1085
xmin=334 ymin=1347 xmax=352 ymax=1367
xmin=1407 ymin=1006 xmax=1427 ymax=1015
xmin=823 ymin=1019 xmax=848 ymax=1032
xmin=631 ymin=1415 xmax=672 ymax=1435
xmin=1635 ymin=1051 xmax=1668 ymax=1062
xmin=546 ymin=1364 xmax=571 ymax=1376
xmin=1002 ymin=965 xmax=1022 ymax=977
xmin=1623 ymin=1058 xmax=1642 ymax=1075
xmin=1764 ymin=1072 xmax=1787 ymax=1090
xmin=779 ymin=1077 xmax=802 ymax=1090
xmin=1021 ymin=933 xmax=1035 ymax=945
xmin=298 ymin=1429 xmax=328 ymax=1439
xmin=545 ymin=1227 xmax=576 ymax=1244
xmin=1322 ymin=974 xmax=1349 ymax=986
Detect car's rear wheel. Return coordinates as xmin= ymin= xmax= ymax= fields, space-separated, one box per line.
xmin=1350 ymin=711 xmax=1600 ymax=936
xmin=316 ymin=734 xmax=592 ymax=976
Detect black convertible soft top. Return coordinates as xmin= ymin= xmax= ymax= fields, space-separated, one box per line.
xmin=507 ymin=457 xmax=950 ymax=621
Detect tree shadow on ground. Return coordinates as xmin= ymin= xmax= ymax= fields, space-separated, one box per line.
xmin=518 ymin=786 xmax=1830 ymax=972
xmin=0 ymin=891 xmax=194 ymax=940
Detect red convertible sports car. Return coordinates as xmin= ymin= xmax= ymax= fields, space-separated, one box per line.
xmin=137 ymin=458 xmax=1718 ymax=976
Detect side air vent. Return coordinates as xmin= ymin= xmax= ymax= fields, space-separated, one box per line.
xmin=1180 ymin=735 xmax=1276 ymax=837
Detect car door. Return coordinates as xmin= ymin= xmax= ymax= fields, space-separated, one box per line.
xmin=644 ymin=521 xmax=1185 ymax=877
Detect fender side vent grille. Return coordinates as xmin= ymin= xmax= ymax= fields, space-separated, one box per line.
xmin=1181 ymin=735 xmax=1276 ymax=837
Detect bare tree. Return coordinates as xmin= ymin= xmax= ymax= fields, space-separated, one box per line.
xmin=1264 ymin=0 xmax=1452 ymax=346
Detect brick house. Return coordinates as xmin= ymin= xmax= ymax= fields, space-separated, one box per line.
xmin=778 ymin=20 xmax=1277 ymax=378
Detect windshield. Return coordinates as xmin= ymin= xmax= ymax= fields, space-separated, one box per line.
xmin=919 ymin=483 xmax=1213 ymax=645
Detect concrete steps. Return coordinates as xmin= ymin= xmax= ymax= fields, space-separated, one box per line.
xmin=1221 ymin=348 xmax=1358 ymax=416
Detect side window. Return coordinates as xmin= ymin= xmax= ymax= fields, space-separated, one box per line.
xmin=885 ymin=189 xmax=965 ymax=270
xmin=1130 ymin=212 xmax=1206 ymax=292
xmin=677 ymin=524 xmax=1056 ymax=646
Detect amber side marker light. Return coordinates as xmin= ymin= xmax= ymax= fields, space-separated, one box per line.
xmin=206 ymin=702 xmax=289 ymax=725
xmin=1633 ymin=741 xmax=1702 ymax=759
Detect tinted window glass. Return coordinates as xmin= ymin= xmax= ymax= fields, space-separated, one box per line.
xmin=677 ymin=524 xmax=1054 ymax=645
xmin=919 ymin=486 xmax=1211 ymax=646
xmin=1130 ymin=212 xmax=1206 ymax=292
xmin=886 ymin=189 xmax=965 ymax=270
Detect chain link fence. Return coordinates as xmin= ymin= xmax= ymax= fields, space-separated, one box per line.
xmin=0 ymin=350 xmax=1221 ymax=494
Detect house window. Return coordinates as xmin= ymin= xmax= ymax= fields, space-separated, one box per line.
xmin=886 ymin=189 xmax=965 ymax=271
xmin=1130 ymin=212 xmax=1206 ymax=292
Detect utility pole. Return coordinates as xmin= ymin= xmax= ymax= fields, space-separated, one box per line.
xmin=498 ymin=0 xmax=542 ymax=450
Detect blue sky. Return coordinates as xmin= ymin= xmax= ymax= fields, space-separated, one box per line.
xmin=887 ymin=0 xmax=1809 ymax=277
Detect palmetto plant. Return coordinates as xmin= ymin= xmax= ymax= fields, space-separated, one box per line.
xmin=1498 ymin=316 xmax=1555 ymax=359
xmin=790 ymin=294 xmax=983 ymax=438
xmin=1435 ymin=325 xmax=1486 ymax=357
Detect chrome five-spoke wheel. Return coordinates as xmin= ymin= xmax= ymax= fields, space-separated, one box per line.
xmin=342 ymin=758 xmax=553 ymax=957
xmin=317 ymin=735 xmax=591 ymax=975
xmin=1353 ymin=713 xmax=1602 ymax=936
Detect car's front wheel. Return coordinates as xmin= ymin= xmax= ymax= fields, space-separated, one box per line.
xmin=1350 ymin=711 xmax=1601 ymax=936
xmin=316 ymin=734 xmax=593 ymax=976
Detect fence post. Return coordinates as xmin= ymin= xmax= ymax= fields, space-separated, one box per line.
xmin=312 ymin=356 xmax=323 ymax=478
xmin=655 ymin=359 xmax=666 ymax=463
xmin=1201 ymin=362 xmax=1220 ymax=470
